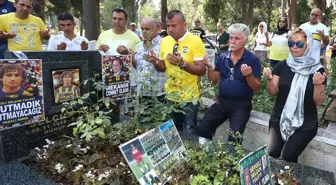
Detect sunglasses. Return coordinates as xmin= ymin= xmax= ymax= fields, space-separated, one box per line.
xmin=259 ymin=25 xmax=263 ymax=27
xmin=288 ymin=40 xmax=305 ymax=48
xmin=173 ymin=43 xmax=178 ymax=55
xmin=280 ymin=20 xmax=286 ymax=23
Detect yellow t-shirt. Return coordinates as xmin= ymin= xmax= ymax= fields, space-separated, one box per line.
xmin=95 ymin=29 xmax=140 ymax=54
xmin=159 ymin=32 xmax=206 ymax=102
xmin=0 ymin=13 xmax=46 ymax=51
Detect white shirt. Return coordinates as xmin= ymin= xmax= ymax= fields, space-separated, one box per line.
xmin=299 ymin=22 xmax=329 ymax=37
xmin=47 ymin=33 xmax=89 ymax=51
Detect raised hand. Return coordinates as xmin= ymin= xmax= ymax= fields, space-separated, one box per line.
xmin=99 ymin=44 xmax=110 ymax=52
xmin=57 ymin=42 xmax=67 ymax=50
xmin=241 ymin=64 xmax=253 ymax=77
xmin=39 ymin=29 xmax=50 ymax=39
xmin=313 ymin=72 xmax=327 ymax=85
xmin=263 ymin=67 xmax=273 ymax=80
xmin=0 ymin=31 xmax=16 ymax=39
xmin=81 ymin=41 xmax=88 ymax=50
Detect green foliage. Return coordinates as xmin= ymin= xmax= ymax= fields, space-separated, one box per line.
xmin=253 ymin=77 xmax=276 ymax=114
xmin=326 ymin=58 xmax=336 ymax=95
xmin=61 ymin=74 xmax=115 ymax=142
xmin=168 ymin=141 xmax=246 ymax=185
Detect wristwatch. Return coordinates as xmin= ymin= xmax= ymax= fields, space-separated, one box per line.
xmin=178 ymin=60 xmax=187 ymax=69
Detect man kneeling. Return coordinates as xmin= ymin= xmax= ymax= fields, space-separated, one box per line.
xmin=195 ymin=23 xmax=261 ymax=144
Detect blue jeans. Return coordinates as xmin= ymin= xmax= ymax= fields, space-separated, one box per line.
xmin=0 ymin=43 xmax=7 ymax=59
xmin=168 ymin=100 xmax=199 ymax=134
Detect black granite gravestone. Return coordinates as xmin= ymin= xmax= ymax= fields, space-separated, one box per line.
xmin=0 ymin=51 xmax=104 ymax=162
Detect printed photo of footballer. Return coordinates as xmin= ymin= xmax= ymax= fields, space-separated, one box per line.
xmin=120 ymin=138 xmax=154 ymax=180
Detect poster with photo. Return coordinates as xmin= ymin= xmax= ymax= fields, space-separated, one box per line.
xmin=239 ymin=145 xmax=272 ymax=185
xmin=119 ymin=120 xmax=186 ymax=185
xmin=52 ymin=69 xmax=81 ymax=103
xmin=140 ymin=128 xmax=170 ymax=164
xmin=0 ymin=59 xmax=44 ymax=129
xmin=102 ymin=55 xmax=131 ymax=99
xmin=159 ymin=120 xmax=183 ymax=152
xmin=206 ymin=48 xmax=216 ymax=66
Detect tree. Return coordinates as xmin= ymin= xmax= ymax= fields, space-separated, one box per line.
xmin=287 ymin=0 xmax=297 ymax=27
xmin=161 ymin=0 xmax=168 ymax=30
xmin=82 ymin=0 xmax=100 ymax=40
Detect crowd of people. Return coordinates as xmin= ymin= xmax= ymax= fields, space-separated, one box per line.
xmin=0 ymin=0 xmax=334 ymax=163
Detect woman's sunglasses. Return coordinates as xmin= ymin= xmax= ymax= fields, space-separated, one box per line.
xmin=288 ymin=40 xmax=305 ymax=48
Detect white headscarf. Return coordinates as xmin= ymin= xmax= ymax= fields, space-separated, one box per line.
xmin=280 ymin=28 xmax=323 ymax=141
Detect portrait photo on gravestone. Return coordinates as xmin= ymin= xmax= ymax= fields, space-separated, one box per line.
xmin=52 ymin=69 xmax=80 ymax=103
xmin=102 ymin=55 xmax=131 ymax=98
xmin=239 ymin=145 xmax=272 ymax=185
xmin=0 ymin=59 xmax=44 ymax=129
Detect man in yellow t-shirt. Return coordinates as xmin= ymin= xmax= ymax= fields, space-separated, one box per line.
xmin=149 ymin=10 xmax=206 ymax=134
xmin=0 ymin=0 xmax=50 ymax=51
xmin=96 ymin=8 xmax=140 ymax=55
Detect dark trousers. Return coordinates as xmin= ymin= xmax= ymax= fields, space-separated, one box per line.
xmin=168 ymin=100 xmax=199 ymax=134
xmin=268 ymin=122 xmax=317 ymax=163
xmin=0 ymin=44 xmax=7 ymax=59
xmin=195 ymin=98 xmax=252 ymax=144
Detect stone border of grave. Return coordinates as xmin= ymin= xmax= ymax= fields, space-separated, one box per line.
xmin=201 ymin=97 xmax=336 ymax=177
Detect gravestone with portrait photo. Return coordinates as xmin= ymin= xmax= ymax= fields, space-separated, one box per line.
xmin=0 ymin=51 xmax=107 ymax=162
xmin=239 ymin=145 xmax=272 ymax=185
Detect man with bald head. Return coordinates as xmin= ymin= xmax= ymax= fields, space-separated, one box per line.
xmin=134 ymin=17 xmax=166 ymax=102
xmin=300 ymin=8 xmax=329 ymax=47
xmin=149 ymin=10 xmax=206 ymax=134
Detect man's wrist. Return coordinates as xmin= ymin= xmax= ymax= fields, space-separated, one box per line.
xmin=245 ymin=74 xmax=253 ymax=79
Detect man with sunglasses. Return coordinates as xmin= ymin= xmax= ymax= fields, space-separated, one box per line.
xmin=300 ymin=8 xmax=329 ymax=52
xmin=149 ymin=10 xmax=206 ymax=134
xmin=195 ymin=23 xmax=261 ymax=144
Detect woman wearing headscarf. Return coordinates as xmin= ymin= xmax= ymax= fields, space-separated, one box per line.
xmin=263 ymin=28 xmax=327 ymax=162
xmin=254 ymin=22 xmax=269 ymax=62
xmin=266 ymin=18 xmax=290 ymax=68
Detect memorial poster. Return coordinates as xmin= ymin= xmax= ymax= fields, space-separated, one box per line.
xmin=102 ymin=55 xmax=131 ymax=98
xmin=239 ymin=145 xmax=272 ymax=185
xmin=206 ymin=48 xmax=216 ymax=66
xmin=119 ymin=120 xmax=186 ymax=185
xmin=0 ymin=59 xmax=44 ymax=129
xmin=52 ymin=69 xmax=80 ymax=103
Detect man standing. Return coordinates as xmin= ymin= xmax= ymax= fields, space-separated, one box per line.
xmin=196 ymin=23 xmax=261 ymax=144
xmin=130 ymin=22 xmax=143 ymax=41
xmin=0 ymin=0 xmax=15 ymax=59
xmin=134 ymin=17 xmax=165 ymax=101
xmin=149 ymin=10 xmax=206 ymax=134
xmin=0 ymin=63 xmax=32 ymax=99
xmin=300 ymin=8 xmax=329 ymax=55
xmin=0 ymin=0 xmax=50 ymax=51
xmin=190 ymin=18 xmax=206 ymax=41
xmin=96 ymin=8 xmax=140 ymax=91
xmin=96 ymin=8 xmax=140 ymax=55
xmin=216 ymin=22 xmax=230 ymax=55
xmin=47 ymin=13 xmax=88 ymax=51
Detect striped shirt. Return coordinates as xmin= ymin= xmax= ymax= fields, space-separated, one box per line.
xmin=54 ymin=85 xmax=80 ymax=103
xmin=135 ymin=35 xmax=166 ymax=96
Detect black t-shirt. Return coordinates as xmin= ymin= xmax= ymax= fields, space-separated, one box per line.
xmin=269 ymin=61 xmax=327 ymax=130
xmin=190 ymin=28 xmax=206 ymax=39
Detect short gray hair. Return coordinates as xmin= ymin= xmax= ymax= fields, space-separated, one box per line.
xmin=228 ymin=23 xmax=250 ymax=40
